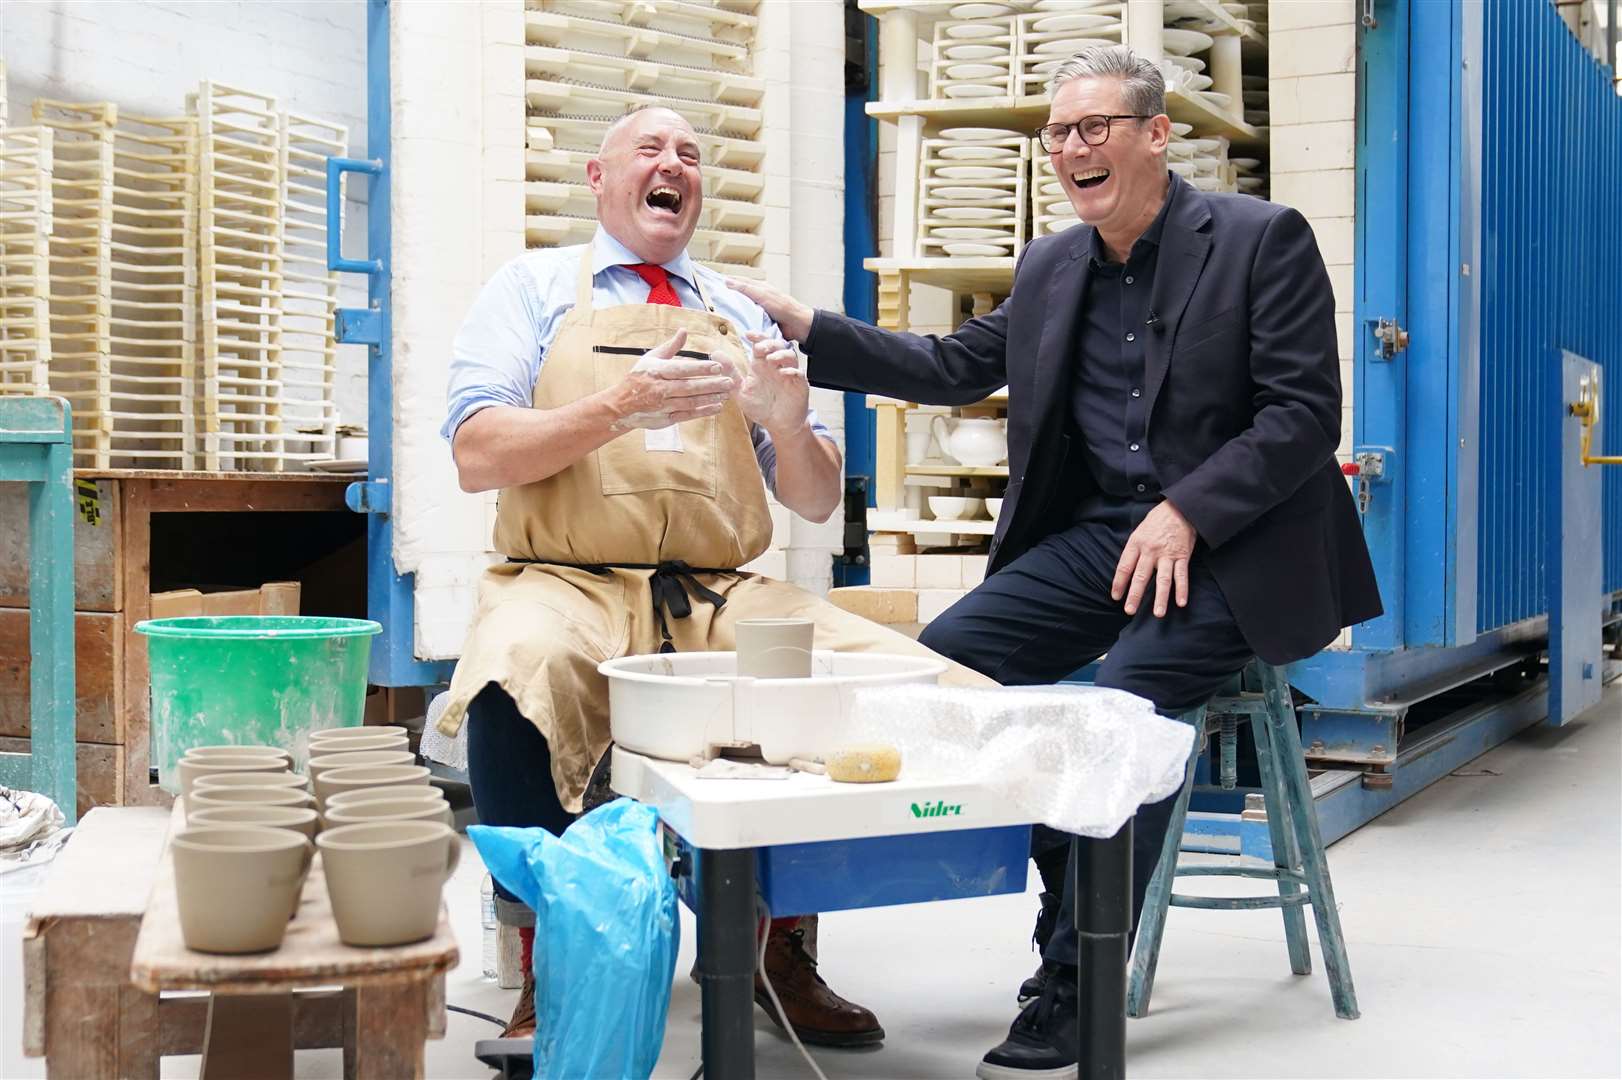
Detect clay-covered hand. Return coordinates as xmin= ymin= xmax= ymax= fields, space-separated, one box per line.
xmin=735 ymin=331 xmax=811 ymax=436
xmin=724 ymin=277 xmax=815 ymax=343
xmin=1112 ymin=499 xmax=1198 ymax=618
xmin=610 ymin=328 xmax=741 ymax=431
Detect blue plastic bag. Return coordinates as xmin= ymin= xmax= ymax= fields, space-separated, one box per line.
xmin=469 ymin=798 xmax=679 ymax=1080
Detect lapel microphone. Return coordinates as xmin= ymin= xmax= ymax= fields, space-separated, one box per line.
xmin=1145 ymin=309 xmax=1161 ymax=330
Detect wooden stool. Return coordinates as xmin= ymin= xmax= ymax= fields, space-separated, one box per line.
xmin=1128 ymin=661 xmax=1359 ymax=1020
xmin=0 ymin=396 xmax=76 ymax=820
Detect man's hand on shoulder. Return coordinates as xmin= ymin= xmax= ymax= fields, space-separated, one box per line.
xmin=725 ymin=277 xmax=814 ymax=343
xmin=1113 ymin=499 xmax=1197 ymax=618
xmin=736 ymin=331 xmax=811 ymax=436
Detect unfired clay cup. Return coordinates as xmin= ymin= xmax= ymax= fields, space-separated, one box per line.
xmin=734 ymin=618 xmax=814 ymax=678
xmin=184 ymin=745 xmax=294 ymax=769
xmin=193 ymin=771 xmax=310 ymax=795
xmin=324 ymin=785 xmax=446 ymax=812
xmin=307 ymin=733 xmax=409 ymax=758
xmin=177 ymin=755 xmax=290 ymax=806
xmin=188 ymin=785 xmax=317 ymax=821
xmin=310 ymin=724 xmax=408 ymax=742
xmin=307 ymin=749 xmax=415 ymax=786
xmin=314 ymin=764 xmax=431 ymax=810
xmin=322 ymin=797 xmax=454 ymax=830
xmin=171 ymin=826 xmax=313 ymax=953
xmin=189 ymin=804 xmax=320 ymax=840
xmin=317 ymin=821 xmax=459 ymax=946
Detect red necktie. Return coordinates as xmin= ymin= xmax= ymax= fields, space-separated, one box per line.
xmin=629 ymin=262 xmax=680 ymax=306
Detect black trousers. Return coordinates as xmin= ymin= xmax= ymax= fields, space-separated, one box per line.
xmin=466 ymin=683 xmax=577 ymax=905
xmin=917 ymin=499 xmax=1253 ymax=969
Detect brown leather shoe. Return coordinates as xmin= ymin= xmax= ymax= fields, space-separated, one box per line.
xmin=502 ymin=971 xmax=537 ymax=1038
xmin=754 ymin=925 xmax=884 ymax=1047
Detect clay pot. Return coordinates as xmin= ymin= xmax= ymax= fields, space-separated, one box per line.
xmin=177 ymin=756 xmax=290 ymax=806
xmin=314 ymin=764 xmax=431 ymax=810
xmin=325 ymin=785 xmax=447 ymax=812
xmin=309 ymin=724 xmax=407 ymax=744
xmin=188 ymin=786 xmax=316 ymax=822
xmin=188 ymin=805 xmax=320 ymax=841
xmin=323 ymin=797 xmax=454 ymax=830
xmin=193 ymin=771 xmax=310 ymax=795
xmin=307 ymin=749 xmax=415 ymax=786
xmin=734 ymin=618 xmax=814 ymax=679
xmin=317 ymin=821 xmax=459 ymax=946
xmin=171 ymin=826 xmax=313 ymax=953
xmin=184 ymin=745 xmax=294 ymax=770
xmin=307 ymin=732 xmax=409 ymax=757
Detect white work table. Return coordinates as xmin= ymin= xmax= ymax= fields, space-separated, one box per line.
xmin=610 ymin=746 xmax=1134 ymax=1080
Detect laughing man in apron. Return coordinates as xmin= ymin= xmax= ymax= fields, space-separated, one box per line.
xmin=437 ymin=104 xmax=992 ymax=1046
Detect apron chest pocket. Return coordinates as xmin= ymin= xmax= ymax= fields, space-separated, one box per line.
xmin=592 ymin=347 xmax=721 ymax=499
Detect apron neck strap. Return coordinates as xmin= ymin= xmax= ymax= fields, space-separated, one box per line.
xmin=575 ymin=242 xmax=719 ymax=315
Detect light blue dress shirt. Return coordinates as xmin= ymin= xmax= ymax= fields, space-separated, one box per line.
xmin=443 ymin=228 xmax=829 ymax=493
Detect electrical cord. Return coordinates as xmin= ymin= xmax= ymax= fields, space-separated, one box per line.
xmin=755 ymin=897 xmax=828 ymax=1080
xmin=447 ymin=1003 xmax=508 ymax=1028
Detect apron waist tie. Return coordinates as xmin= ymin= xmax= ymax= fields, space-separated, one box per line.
xmin=509 ymin=558 xmax=737 ymax=653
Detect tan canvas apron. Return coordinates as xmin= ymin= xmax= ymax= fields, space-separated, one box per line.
xmin=437 ymin=250 xmax=993 ymax=811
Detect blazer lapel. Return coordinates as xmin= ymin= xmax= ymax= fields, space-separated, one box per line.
xmin=1029 ymin=228 xmax=1092 ymax=448
xmin=1144 ymin=178 xmax=1213 ymax=418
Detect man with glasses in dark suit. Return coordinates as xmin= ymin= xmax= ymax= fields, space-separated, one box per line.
xmin=729 ymin=43 xmax=1381 ymax=1078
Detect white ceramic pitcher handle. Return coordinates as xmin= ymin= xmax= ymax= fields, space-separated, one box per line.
xmin=930 ymin=414 xmax=949 ymax=454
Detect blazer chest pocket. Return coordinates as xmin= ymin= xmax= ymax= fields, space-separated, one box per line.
xmin=1175 ymin=305 xmax=1244 ymax=354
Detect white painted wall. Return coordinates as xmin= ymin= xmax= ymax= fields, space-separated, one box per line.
xmin=1 ymin=0 xmax=374 ymax=428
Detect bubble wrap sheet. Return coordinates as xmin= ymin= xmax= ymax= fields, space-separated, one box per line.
xmin=851 ymin=685 xmax=1195 ymax=839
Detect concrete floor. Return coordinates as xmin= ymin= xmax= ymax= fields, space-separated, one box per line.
xmin=4 ymin=684 xmax=1617 ymax=1079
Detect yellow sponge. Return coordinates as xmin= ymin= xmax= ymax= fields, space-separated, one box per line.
xmin=825 ymin=743 xmax=902 ymax=783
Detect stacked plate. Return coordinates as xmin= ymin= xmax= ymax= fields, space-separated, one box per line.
xmin=1242 ymin=73 xmax=1269 ymax=128
xmin=930 ymin=10 xmax=1017 ymax=101
xmin=1013 ymin=5 xmax=1124 ymax=96
xmin=1029 ymin=141 xmax=1080 ymax=237
xmin=918 ymin=130 xmax=1028 ymax=258
xmin=1231 ymin=155 xmax=1266 ymax=196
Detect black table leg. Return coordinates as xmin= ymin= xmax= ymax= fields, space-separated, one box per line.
xmin=1077 ymin=821 xmax=1132 ymax=1080
xmin=697 ymin=847 xmax=757 ymax=1080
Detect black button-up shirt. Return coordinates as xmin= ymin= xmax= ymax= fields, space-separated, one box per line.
xmin=1070 ymin=178 xmax=1178 ymax=503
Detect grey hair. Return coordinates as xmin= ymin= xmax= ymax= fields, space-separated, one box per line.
xmin=599 ymin=103 xmax=694 ymax=154
xmin=1046 ymin=44 xmax=1166 ymax=118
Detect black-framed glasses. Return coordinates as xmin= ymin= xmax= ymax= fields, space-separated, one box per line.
xmin=1035 ymin=115 xmax=1151 ymax=152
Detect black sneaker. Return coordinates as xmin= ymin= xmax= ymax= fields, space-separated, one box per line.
xmin=976 ymin=965 xmax=1079 ymax=1080
xmin=1018 ymin=891 xmax=1061 ymax=1005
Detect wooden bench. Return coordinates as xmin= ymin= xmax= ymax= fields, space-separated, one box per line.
xmin=23 ymin=804 xmax=459 ymax=1079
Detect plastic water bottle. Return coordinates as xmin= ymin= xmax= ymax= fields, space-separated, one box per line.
xmin=480 ymin=873 xmax=498 ymax=980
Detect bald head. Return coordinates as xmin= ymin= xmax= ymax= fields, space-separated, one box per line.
xmin=586 ymin=105 xmax=705 ymax=266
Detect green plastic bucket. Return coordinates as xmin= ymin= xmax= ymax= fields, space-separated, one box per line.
xmin=135 ymin=616 xmax=383 ymax=794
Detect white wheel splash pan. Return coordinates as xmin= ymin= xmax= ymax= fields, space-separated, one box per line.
xmin=598 ymin=651 xmax=946 ymax=764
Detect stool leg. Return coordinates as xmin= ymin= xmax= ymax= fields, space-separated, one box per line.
xmin=1126 ymin=709 xmax=1203 ymax=1018
xmin=1259 ymin=665 xmax=1360 ymax=1020
xmin=1249 ymin=709 xmax=1312 ymax=976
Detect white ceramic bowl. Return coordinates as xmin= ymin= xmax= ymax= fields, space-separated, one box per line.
xmin=987 ymin=498 xmax=1004 ymax=518
xmin=929 ymin=495 xmax=984 ymax=521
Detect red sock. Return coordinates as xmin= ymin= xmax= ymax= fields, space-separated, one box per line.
xmin=519 ymin=925 xmax=535 ymax=978
xmin=768 ymin=916 xmax=798 ymax=935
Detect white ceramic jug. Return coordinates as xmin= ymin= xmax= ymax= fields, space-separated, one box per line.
xmin=930 ymin=416 xmax=1007 ymax=467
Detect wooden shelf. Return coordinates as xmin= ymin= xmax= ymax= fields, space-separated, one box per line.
xmin=906 ymin=464 xmax=1009 ymax=478
xmin=866 ymin=84 xmax=1260 ymax=148
xmin=869 ymin=510 xmax=997 ymax=537
xmin=866 ymin=388 xmax=1009 ymax=408
xmin=864 ymin=256 xmax=1013 ymax=292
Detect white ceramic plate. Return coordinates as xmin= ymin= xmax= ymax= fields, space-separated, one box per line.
xmin=1162 ymin=27 xmax=1215 ymax=55
xmin=1188 ymin=137 xmax=1222 ymax=154
xmin=933 ymin=206 xmax=1011 ymax=220
xmin=1188 ymin=73 xmax=1214 ymax=91
xmin=944 ymin=83 xmax=1004 ymax=99
xmin=1170 ymin=122 xmax=1194 ymax=137
xmin=1224 ymin=1 xmax=1250 ymax=14
xmin=941 ymin=241 xmax=1008 ymax=256
xmin=940 ymin=126 xmax=1022 ymax=141
xmin=1167 ymin=142 xmax=1195 ymax=159
xmin=1192 ymin=155 xmax=1220 ymax=173
xmin=1162 ymin=0 xmax=1211 ymax=17
xmin=936 ymin=164 xmax=1017 ymax=180
xmin=933 ymin=185 xmax=1014 ymax=199
xmin=946 ymin=61 xmax=1007 ymax=80
xmin=1031 ymin=12 xmax=1120 ymax=32
xmin=944 ymin=43 xmax=1006 ymax=60
xmin=1189 ymin=176 xmax=1222 ymax=191
xmin=1040 ymin=180 xmax=1066 ymax=195
xmin=930 ymin=226 xmax=1015 ymax=239
xmin=1168 ymin=160 xmax=1196 ymax=177
xmin=1031 ymin=35 xmax=1117 ymax=55
xmin=1028 ymin=59 xmax=1066 ymax=75
xmin=1230 ymin=157 xmax=1261 ymax=170
xmin=1034 ymin=0 xmax=1122 ymax=9
xmin=938 ymin=145 xmax=1019 ymax=160
xmin=1197 ymin=89 xmax=1233 ymax=108
xmin=1043 ymin=218 xmax=1079 ymax=234
xmin=1237 ymin=177 xmax=1265 ymax=191
xmin=1162 ymin=54 xmax=1207 ymax=74
xmin=949 ymin=1 xmax=1010 ymax=16
xmin=311 ymin=458 xmax=367 ymax=473
xmin=1245 ymin=110 xmax=1270 ymax=126
xmin=1043 ymin=198 xmax=1076 ymax=215
xmin=944 ymin=21 xmax=1004 ymax=39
